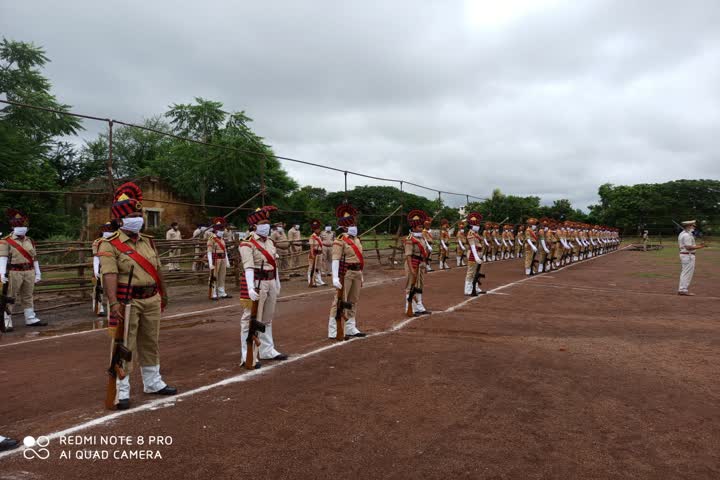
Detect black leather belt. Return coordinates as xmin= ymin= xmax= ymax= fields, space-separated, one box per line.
xmin=118 ymin=284 xmax=158 ymax=300
xmin=9 ymin=263 xmax=33 ymax=271
xmin=254 ymin=268 xmax=275 ymax=280
xmin=345 ymin=263 xmax=362 ymax=271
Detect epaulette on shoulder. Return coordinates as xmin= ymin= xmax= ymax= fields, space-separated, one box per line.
xmin=103 ymin=231 xmax=121 ymax=241
xmin=239 ymin=241 xmax=253 ymax=248
xmin=140 ymin=233 xmax=154 ymax=239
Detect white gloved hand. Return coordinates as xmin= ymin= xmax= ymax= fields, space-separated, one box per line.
xmin=207 ymin=252 xmax=214 ymax=270
xmin=1 ymin=274 xmax=7 ymax=284
xmin=331 ymin=260 xmax=342 ymax=289
xmin=275 ymin=270 xmax=281 ymax=293
xmin=93 ymin=256 xmax=101 ymax=278
xmin=225 ymin=257 xmax=231 ymax=268
xmin=34 ymin=261 xmax=41 ymax=283
xmin=248 ymin=289 xmax=259 ymax=301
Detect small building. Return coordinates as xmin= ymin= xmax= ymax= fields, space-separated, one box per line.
xmin=77 ymin=176 xmax=205 ymax=239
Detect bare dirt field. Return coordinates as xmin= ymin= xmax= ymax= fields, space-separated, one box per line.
xmin=1 ymin=245 xmax=718 ymax=479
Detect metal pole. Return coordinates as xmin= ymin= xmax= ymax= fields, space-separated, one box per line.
xmin=261 ymin=156 xmax=266 ymax=205
xmin=344 ymin=171 xmax=348 ymax=198
xmin=107 ymin=119 xmax=115 ymax=200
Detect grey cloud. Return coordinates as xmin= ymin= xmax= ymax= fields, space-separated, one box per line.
xmin=2 ymin=0 xmax=719 ymax=210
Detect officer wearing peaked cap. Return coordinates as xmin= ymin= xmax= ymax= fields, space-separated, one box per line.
xmin=99 ymin=182 xmax=176 ymax=410
xmin=677 ymin=220 xmax=707 ymax=296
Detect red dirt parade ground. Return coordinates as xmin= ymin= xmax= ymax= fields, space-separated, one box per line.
xmin=1 ymin=247 xmax=718 ymax=479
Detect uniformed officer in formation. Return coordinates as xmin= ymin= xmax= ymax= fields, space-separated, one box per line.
xmin=99 ymin=182 xmax=176 ymax=410
xmin=404 ymin=210 xmax=432 ymax=315
xmin=422 ymin=219 xmax=434 ymax=272
xmin=328 ymin=204 xmax=366 ymax=339
xmin=320 ymin=224 xmax=335 ymax=277
xmin=207 ymin=217 xmax=232 ymax=300
xmin=455 ymin=221 xmax=467 ymax=267
xmin=92 ymin=221 xmax=117 ymax=316
xmin=1 ymin=209 xmax=47 ymax=331
xmin=239 ymin=206 xmax=288 ymax=363
xmin=463 ymin=212 xmax=485 ymax=295
xmin=287 ymin=223 xmax=302 ymax=270
xmin=438 ymin=218 xmax=451 ymax=269
xmin=307 ymin=219 xmax=326 ymax=287
xmin=270 ymin=222 xmax=289 ymax=272
xmin=515 ymin=224 xmax=524 ymax=258
xmin=642 ymin=229 xmax=649 ymax=251
xmin=165 ymin=222 xmax=182 ymax=271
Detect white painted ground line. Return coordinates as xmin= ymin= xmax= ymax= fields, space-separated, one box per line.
xmin=0 ymin=247 xmax=627 ymax=460
xmin=0 ymin=276 xmax=405 ymax=350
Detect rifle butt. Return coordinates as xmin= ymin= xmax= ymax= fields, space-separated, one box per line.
xmin=105 ymin=374 xmax=117 ymax=410
xmin=245 ymin=340 xmax=255 ymax=370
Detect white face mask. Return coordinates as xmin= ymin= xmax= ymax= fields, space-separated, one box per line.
xmin=347 ymin=226 xmax=358 ymax=236
xmin=294 ymin=225 xmax=299 ymax=230
xmin=413 ymin=231 xmax=423 ymax=237
xmin=215 ymin=230 xmax=224 ymax=236
xmin=472 ymin=226 xmax=480 ymax=232
xmin=102 ymin=231 xmax=113 ymax=238
xmin=13 ymin=227 xmax=28 ymax=236
xmin=277 ymin=227 xmax=284 ymax=233
xmin=325 ymin=226 xmax=331 ymax=232
xmin=256 ymin=223 xmax=271 ymax=237
xmin=121 ymin=217 xmax=144 ymax=233
xmin=531 ymin=225 xmax=537 ymax=230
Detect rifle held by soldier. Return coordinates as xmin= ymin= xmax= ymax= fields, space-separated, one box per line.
xmin=470 ymin=262 xmax=486 ymax=296
xmin=334 ymin=255 xmax=351 ymax=340
xmin=105 ymin=265 xmax=134 ymax=410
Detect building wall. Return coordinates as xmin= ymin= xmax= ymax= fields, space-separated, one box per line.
xmin=83 ymin=178 xmax=204 ymax=239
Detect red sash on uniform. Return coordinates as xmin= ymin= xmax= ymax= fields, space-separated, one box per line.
xmin=249 ymin=238 xmax=277 ymax=269
xmin=211 ymin=235 xmax=227 ymax=252
xmin=527 ymin=231 xmax=538 ymax=241
xmin=109 ymin=237 xmax=164 ymax=300
xmin=410 ymin=236 xmax=428 ymax=259
xmin=5 ymin=237 xmax=34 ymax=263
xmin=310 ymin=234 xmax=322 ymax=255
xmin=342 ymin=236 xmax=364 ymax=270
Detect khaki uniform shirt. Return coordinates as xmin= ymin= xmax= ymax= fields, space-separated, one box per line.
xmin=320 ymin=230 xmax=334 ymax=247
xmin=166 ymin=229 xmax=182 ymax=241
xmin=0 ymin=234 xmax=36 ymax=265
xmin=98 ymin=231 xmax=162 ymax=287
xmin=309 ymin=233 xmax=323 ymax=258
xmin=332 ymin=233 xmax=363 ymax=265
xmin=287 ymin=227 xmax=301 ymax=247
xmin=207 ymin=233 xmax=227 ymax=256
xmin=239 ymin=233 xmax=277 ymax=272
xmin=271 ymin=230 xmax=289 ymax=251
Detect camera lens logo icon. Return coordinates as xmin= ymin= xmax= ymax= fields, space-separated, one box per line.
xmin=22 ymin=436 xmax=50 ymax=460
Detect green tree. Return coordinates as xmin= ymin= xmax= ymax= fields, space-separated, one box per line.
xmin=0 ymin=38 xmax=83 ymax=238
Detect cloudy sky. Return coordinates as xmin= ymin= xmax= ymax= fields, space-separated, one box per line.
xmin=2 ymin=0 xmax=719 ymax=209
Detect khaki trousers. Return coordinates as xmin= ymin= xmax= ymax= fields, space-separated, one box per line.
xmin=465 ymin=261 xmax=479 ymax=284
xmin=322 ymin=246 xmax=332 ymax=274
xmin=215 ymin=261 xmax=227 ymax=290
xmin=524 ymin=244 xmax=535 ymax=270
xmin=123 ymin=295 xmax=162 ymax=373
xmin=168 ymin=249 xmax=181 ymax=270
xmin=406 ymin=263 xmax=425 ymax=291
xmin=291 ymin=246 xmax=301 ymax=269
xmin=7 ymin=270 xmax=35 ymax=311
xmin=678 ymin=254 xmax=695 ymax=293
xmin=329 ymin=269 xmax=362 ymax=320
